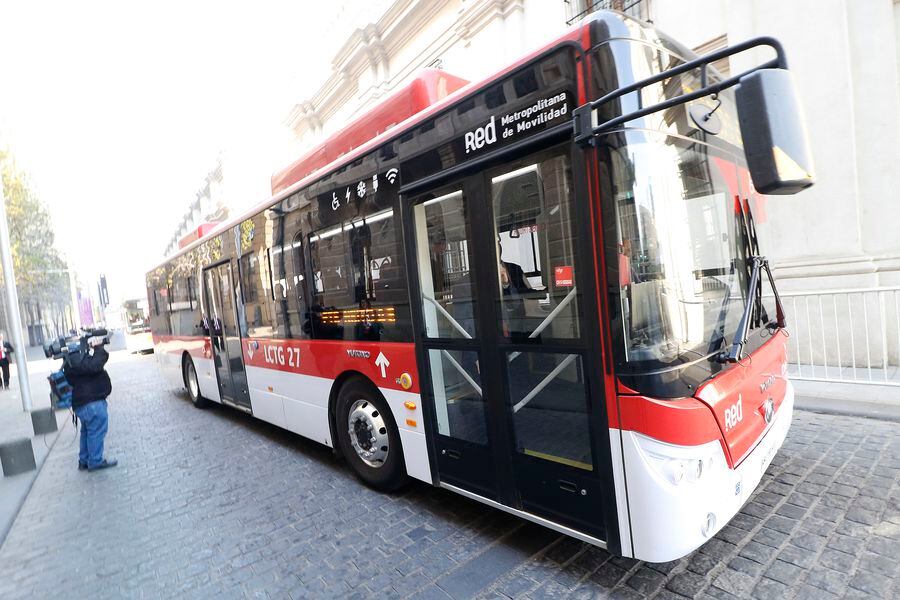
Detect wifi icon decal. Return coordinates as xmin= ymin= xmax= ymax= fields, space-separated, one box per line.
xmin=385 ymin=168 xmax=399 ymax=184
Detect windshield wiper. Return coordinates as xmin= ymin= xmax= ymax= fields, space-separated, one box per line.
xmin=723 ymin=256 xmax=786 ymax=362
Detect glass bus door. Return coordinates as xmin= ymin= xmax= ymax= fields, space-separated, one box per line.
xmin=409 ymin=181 xmax=499 ymax=499
xmin=409 ymin=146 xmax=609 ymax=539
xmin=203 ymin=261 xmax=251 ymax=410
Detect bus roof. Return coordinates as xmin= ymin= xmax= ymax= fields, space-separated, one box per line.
xmin=271 ymin=69 xmax=470 ymax=196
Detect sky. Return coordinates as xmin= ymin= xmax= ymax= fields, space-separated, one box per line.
xmin=0 ymin=1 xmax=357 ymax=305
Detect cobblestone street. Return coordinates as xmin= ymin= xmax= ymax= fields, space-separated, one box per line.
xmin=0 ymin=352 xmax=897 ymax=599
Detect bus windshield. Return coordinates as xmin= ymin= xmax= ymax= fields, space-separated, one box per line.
xmin=608 ymin=132 xmax=774 ymax=365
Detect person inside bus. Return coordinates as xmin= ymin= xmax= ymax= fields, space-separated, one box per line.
xmin=0 ymin=332 xmax=14 ymax=390
xmin=65 ymin=336 xmax=117 ymax=471
xmin=498 ymin=237 xmax=534 ymax=340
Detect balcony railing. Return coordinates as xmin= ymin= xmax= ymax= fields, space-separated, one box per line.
xmin=566 ymin=0 xmax=650 ymax=26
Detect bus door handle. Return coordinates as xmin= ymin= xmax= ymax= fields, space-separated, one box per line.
xmin=558 ymin=480 xmax=578 ymax=494
xmin=442 ymin=449 xmax=461 ymax=460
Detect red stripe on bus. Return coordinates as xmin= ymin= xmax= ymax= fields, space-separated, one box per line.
xmin=153 ymin=335 xmax=420 ymax=394
xmin=242 ymin=338 xmax=420 ymax=394
xmin=153 ymin=335 xmax=211 ymax=359
xmin=617 ymin=394 xmax=723 ymax=447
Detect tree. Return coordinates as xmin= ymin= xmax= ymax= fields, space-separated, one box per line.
xmin=0 ymin=150 xmax=72 ymax=339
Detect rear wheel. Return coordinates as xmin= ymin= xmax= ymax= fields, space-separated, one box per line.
xmin=183 ymin=357 xmax=209 ymax=409
xmin=335 ymin=378 xmax=406 ymax=491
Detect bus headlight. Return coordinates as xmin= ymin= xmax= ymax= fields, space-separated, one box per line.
xmin=632 ymin=433 xmax=726 ymax=487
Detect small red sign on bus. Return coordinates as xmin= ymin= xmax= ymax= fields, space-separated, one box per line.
xmin=554 ymin=265 xmax=574 ymax=287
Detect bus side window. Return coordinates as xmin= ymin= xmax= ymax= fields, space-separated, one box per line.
xmin=239 ymin=250 xmax=275 ymax=338
xmin=286 ymin=231 xmax=310 ymax=339
xmin=169 ymin=275 xmax=196 ymax=337
xmin=307 ymin=206 xmax=409 ymax=342
xmin=147 ymin=278 xmax=172 ymax=336
xmin=307 ymin=224 xmax=350 ymax=340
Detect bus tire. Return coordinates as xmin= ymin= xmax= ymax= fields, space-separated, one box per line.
xmin=335 ymin=378 xmax=407 ymax=492
xmin=183 ymin=356 xmax=209 ymax=409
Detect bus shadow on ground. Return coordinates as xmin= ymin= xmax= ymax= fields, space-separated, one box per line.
xmin=166 ymin=388 xmax=594 ymax=571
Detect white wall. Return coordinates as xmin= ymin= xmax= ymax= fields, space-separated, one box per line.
xmin=654 ymin=0 xmax=900 ymax=293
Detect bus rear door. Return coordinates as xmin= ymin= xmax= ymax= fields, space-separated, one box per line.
xmin=203 ymin=261 xmax=252 ymax=410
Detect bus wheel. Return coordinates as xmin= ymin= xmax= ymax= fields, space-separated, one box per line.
xmin=336 ymin=379 xmax=406 ymax=491
xmin=183 ymin=357 xmax=209 ymax=409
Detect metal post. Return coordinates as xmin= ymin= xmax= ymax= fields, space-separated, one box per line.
xmin=0 ymin=165 xmax=32 ymax=411
xmin=68 ymin=268 xmax=81 ymax=332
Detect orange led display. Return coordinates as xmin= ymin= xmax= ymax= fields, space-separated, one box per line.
xmin=320 ymin=307 xmax=396 ymax=325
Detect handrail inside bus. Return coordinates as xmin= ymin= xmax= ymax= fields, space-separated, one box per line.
xmin=512 ymin=353 xmax=578 ymax=413
xmin=423 ymin=295 xmax=473 ymax=340
xmin=440 ymin=349 xmax=483 ymax=397
xmin=508 ymin=286 xmax=578 ymax=362
xmin=573 ymin=36 xmax=787 ymax=144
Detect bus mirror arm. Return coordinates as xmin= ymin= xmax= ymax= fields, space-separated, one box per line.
xmin=573 ymin=36 xmax=788 ymax=145
xmin=724 ymin=257 xmax=785 ymax=363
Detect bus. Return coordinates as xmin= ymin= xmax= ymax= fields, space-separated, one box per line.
xmin=147 ymin=11 xmax=813 ymax=563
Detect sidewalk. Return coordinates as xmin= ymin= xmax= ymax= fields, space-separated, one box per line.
xmin=0 ymin=351 xmax=67 ymax=545
xmin=793 ymin=377 xmax=900 ymax=422
xmin=0 ymin=330 xmax=133 ymax=544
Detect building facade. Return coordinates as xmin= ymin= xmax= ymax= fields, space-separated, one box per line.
xmin=164 ymin=158 xmax=229 ymax=258
xmin=280 ymin=0 xmax=900 ymax=385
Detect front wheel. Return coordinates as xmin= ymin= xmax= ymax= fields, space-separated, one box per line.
xmin=184 ymin=357 xmax=209 ymax=409
xmin=335 ymin=378 xmax=406 ymax=491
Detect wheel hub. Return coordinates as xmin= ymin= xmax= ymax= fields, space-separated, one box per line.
xmin=347 ymin=399 xmax=389 ymax=468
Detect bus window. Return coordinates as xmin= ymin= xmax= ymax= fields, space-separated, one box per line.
xmin=266 ymin=206 xmax=305 ymax=339
xmin=307 ymin=225 xmax=350 ymax=340
xmin=286 ymin=233 xmax=309 ymax=338
xmin=413 ymin=189 xmax=477 ymax=340
xmin=489 ymin=151 xmax=582 ymax=342
xmin=169 ymin=275 xmax=197 ymax=337
xmin=308 ymin=208 xmax=405 ymax=341
xmin=240 ymin=250 xmax=275 ymax=338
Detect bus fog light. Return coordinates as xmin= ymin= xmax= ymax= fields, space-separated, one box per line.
xmin=701 ymin=512 xmax=716 ymax=537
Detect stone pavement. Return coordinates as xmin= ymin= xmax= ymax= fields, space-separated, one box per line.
xmin=0 ymin=352 xmax=896 ymax=599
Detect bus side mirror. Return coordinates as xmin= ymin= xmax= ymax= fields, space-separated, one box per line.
xmin=736 ymin=69 xmax=815 ymax=195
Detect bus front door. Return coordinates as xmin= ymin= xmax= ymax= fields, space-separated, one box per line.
xmin=408 ymin=146 xmax=609 ymax=541
xmin=203 ymin=261 xmax=251 ymax=410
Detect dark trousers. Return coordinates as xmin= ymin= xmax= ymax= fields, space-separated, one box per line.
xmin=0 ymin=361 xmax=8 ymax=388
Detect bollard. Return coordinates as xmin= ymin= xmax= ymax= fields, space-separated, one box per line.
xmin=31 ymin=408 xmax=58 ymax=435
xmin=0 ymin=438 xmax=36 ymax=477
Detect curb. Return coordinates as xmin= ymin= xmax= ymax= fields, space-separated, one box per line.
xmin=795 ymin=395 xmax=900 ymax=423
xmin=0 ymin=412 xmax=70 ymax=548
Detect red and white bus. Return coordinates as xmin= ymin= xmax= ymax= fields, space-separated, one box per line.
xmin=147 ymin=11 xmax=813 ymax=562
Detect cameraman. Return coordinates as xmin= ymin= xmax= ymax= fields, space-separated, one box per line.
xmin=64 ymin=336 xmax=117 ymax=471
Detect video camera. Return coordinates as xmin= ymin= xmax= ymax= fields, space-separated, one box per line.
xmin=43 ymin=328 xmax=110 ymax=362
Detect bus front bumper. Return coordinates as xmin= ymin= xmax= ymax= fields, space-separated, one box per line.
xmin=620 ymin=381 xmax=794 ymax=563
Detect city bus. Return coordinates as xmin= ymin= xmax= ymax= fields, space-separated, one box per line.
xmin=147 ymin=11 xmax=813 ymax=562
